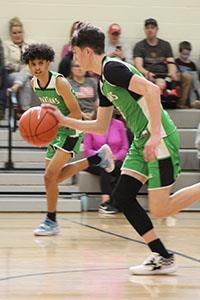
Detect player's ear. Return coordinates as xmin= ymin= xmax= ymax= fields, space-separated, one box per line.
xmin=85 ymin=47 xmax=93 ymax=56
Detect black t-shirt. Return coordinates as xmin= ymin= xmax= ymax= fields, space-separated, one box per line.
xmin=175 ymin=58 xmax=196 ymax=72
xmin=98 ymin=60 xmax=135 ymax=107
xmin=133 ymin=38 xmax=173 ymax=75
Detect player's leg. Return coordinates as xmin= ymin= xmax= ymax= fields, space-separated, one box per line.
xmin=34 ymin=148 xmax=71 ymax=236
xmin=148 ymin=131 xmax=200 ymax=218
xmin=57 ymin=143 xmax=115 ymax=183
xmin=148 ymin=178 xmax=200 ymax=218
xmin=113 ymin=141 xmax=176 ymax=275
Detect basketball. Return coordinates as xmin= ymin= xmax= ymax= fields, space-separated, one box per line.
xmin=18 ymin=106 xmax=58 ymax=147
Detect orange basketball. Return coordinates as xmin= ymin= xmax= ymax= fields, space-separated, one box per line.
xmin=19 ymin=106 xmax=58 ymax=147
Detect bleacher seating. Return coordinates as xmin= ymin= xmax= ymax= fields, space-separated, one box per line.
xmin=0 ymin=109 xmax=200 ymax=211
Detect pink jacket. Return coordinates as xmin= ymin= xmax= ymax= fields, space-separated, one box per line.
xmin=84 ymin=118 xmax=129 ymax=161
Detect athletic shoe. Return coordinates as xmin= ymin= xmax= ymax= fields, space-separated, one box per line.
xmin=129 ymin=252 xmax=177 ymax=275
xmin=34 ymin=218 xmax=59 ymax=236
xmin=99 ymin=202 xmax=118 ymax=214
xmin=96 ymin=144 xmax=115 ymax=173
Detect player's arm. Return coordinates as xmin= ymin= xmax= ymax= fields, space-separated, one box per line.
xmin=129 ymin=75 xmax=161 ymax=136
xmin=103 ymin=61 xmax=161 ymax=161
xmin=56 ymin=76 xmax=82 ymax=120
xmin=42 ymin=103 xmax=113 ymax=135
xmin=129 ymin=75 xmax=161 ymax=161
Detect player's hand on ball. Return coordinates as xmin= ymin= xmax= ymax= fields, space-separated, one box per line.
xmin=41 ymin=104 xmax=65 ymax=126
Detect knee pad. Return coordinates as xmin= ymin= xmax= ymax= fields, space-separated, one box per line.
xmin=112 ymin=174 xmax=142 ymax=209
xmin=112 ymin=174 xmax=153 ymax=236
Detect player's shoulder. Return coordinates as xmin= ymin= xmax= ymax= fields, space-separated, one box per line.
xmin=54 ymin=72 xmax=70 ymax=89
xmin=104 ymin=58 xmax=128 ymax=71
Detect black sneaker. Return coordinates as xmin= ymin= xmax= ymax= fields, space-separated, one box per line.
xmin=99 ymin=202 xmax=118 ymax=214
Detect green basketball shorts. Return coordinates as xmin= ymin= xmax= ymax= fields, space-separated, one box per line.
xmin=45 ymin=131 xmax=83 ymax=160
xmin=122 ymin=130 xmax=181 ymax=189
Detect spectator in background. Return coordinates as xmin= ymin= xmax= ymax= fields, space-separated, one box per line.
xmin=68 ymin=60 xmax=98 ymax=120
xmin=59 ymin=21 xmax=83 ymax=78
xmin=3 ymin=17 xmax=35 ymax=114
xmin=60 ymin=21 xmax=80 ymax=59
xmin=105 ymin=23 xmax=132 ymax=64
xmin=84 ymin=115 xmax=129 ymax=214
xmin=133 ymin=18 xmax=191 ymax=108
xmin=175 ymin=41 xmax=200 ymax=109
xmin=0 ymin=37 xmax=6 ymax=119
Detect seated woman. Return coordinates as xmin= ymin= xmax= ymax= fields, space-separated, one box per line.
xmin=83 ymin=114 xmax=129 ymax=214
xmin=68 ymin=61 xmax=98 ymax=120
xmin=3 ymin=17 xmax=35 ymax=115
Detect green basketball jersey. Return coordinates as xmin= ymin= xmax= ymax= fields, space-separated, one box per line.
xmin=101 ymin=57 xmax=176 ymax=139
xmin=32 ymin=71 xmax=78 ymax=136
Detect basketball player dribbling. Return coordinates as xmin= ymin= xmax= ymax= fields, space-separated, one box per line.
xmin=42 ymin=23 xmax=200 ymax=275
xmin=22 ymin=43 xmax=115 ymax=236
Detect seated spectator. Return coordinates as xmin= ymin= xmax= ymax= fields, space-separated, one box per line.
xmin=58 ymin=21 xmax=84 ymax=78
xmin=60 ymin=21 xmax=80 ymax=59
xmin=84 ymin=116 xmax=129 ymax=214
xmin=68 ymin=61 xmax=98 ymax=120
xmin=105 ymin=23 xmax=132 ymax=64
xmin=3 ymin=17 xmax=35 ymax=114
xmin=133 ymin=18 xmax=191 ymax=108
xmin=175 ymin=41 xmax=200 ymax=109
xmin=0 ymin=37 xmax=6 ymax=120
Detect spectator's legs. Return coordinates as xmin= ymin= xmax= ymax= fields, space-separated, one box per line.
xmin=189 ymin=71 xmax=200 ymax=108
xmin=177 ymin=72 xmax=192 ymax=108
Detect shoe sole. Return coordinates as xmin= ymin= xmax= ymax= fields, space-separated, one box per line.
xmin=33 ymin=229 xmax=60 ymax=236
xmin=129 ymin=265 xmax=177 ymax=275
xmin=99 ymin=208 xmax=117 ymax=214
xmin=103 ymin=145 xmax=115 ymax=173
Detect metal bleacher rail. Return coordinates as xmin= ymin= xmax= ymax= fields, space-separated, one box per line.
xmin=0 ymin=91 xmax=45 ymax=172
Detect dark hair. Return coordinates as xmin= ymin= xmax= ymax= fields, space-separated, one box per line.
xmin=69 ymin=21 xmax=80 ymax=38
xmin=71 ymin=23 xmax=105 ymax=54
xmin=22 ymin=43 xmax=55 ymax=64
xmin=179 ymin=41 xmax=192 ymax=52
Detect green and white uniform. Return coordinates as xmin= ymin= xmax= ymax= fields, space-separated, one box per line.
xmin=32 ymin=71 xmax=83 ymax=159
xmin=98 ymin=57 xmax=181 ymax=189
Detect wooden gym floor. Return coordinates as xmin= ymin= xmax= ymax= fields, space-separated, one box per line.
xmin=0 ymin=211 xmax=199 ymax=300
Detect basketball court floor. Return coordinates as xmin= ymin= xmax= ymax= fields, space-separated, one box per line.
xmin=0 ymin=211 xmax=199 ymax=299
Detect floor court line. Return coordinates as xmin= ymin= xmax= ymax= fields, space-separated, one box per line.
xmin=61 ymin=217 xmax=200 ymax=264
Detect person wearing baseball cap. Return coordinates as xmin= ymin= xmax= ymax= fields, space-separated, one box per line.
xmin=144 ymin=18 xmax=158 ymax=27
xmin=133 ymin=17 xmax=177 ymax=83
xmin=105 ymin=23 xmax=132 ymax=63
xmin=108 ymin=23 xmax=121 ymax=35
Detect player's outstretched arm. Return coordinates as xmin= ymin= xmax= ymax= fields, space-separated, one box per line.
xmin=41 ymin=104 xmax=114 ymax=135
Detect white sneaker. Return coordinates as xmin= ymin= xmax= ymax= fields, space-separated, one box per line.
xmin=129 ymin=252 xmax=177 ymax=275
xmin=96 ymin=144 xmax=115 ymax=173
xmin=34 ymin=218 xmax=59 ymax=236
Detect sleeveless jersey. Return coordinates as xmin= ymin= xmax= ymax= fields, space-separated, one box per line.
xmin=100 ymin=57 xmax=176 ymax=139
xmin=32 ymin=71 xmax=77 ymax=136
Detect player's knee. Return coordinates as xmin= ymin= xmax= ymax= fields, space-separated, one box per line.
xmin=112 ymin=175 xmax=142 ymax=211
xmin=44 ymin=169 xmax=58 ymax=185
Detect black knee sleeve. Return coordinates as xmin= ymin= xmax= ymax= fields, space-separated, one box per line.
xmin=112 ymin=175 xmax=153 ymax=236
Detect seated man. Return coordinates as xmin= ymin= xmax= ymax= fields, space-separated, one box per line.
xmin=133 ymin=18 xmax=191 ymax=108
